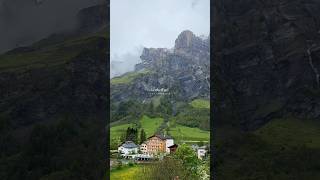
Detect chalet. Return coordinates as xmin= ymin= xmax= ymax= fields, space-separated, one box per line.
xmin=118 ymin=141 xmax=138 ymax=155
xmin=142 ymin=134 xmax=174 ymax=155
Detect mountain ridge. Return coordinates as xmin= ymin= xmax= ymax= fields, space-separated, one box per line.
xmin=112 ymin=30 xmax=210 ymax=104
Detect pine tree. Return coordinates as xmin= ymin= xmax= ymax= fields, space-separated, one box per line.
xmin=140 ymin=129 xmax=147 ymax=144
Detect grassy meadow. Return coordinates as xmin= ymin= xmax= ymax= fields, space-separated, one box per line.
xmin=111 ymin=70 xmax=150 ymax=85
xmin=110 ymin=165 xmax=146 ymax=180
xmin=215 ymin=118 xmax=320 ymax=179
xmin=168 ymin=124 xmax=210 ymax=142
xmin=139 ymin=115 xmax=163 ymax=137
xmin=110 ymin=115 xmax=164 ymax=148
xmin=190 ymin=99 xmax=210 ymax=109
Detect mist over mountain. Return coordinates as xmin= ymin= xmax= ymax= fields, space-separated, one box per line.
xmin=110 ymin=0 xmax=210 ymax=78
xmin=0 ymin=0 xmax=104 ymax=53
xmin=111 ymin=30 xmax=210 ymax=103
xmin=110 ymin=48 xmax=143 ymax=78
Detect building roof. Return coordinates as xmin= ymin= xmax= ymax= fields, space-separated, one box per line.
xmin=148 ymin=134 xmax=173 ymax=140
xmin=120 ymin=141 xmax=138 ymax=148
xmin=168 ymin=144 xmax=178 ymax=148
xmin=198 ymin=146 xmax=207 ymax=149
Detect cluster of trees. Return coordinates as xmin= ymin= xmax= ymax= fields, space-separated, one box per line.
xmin=156 ymin=96 xmax=173 ymax=116
xmin=120 ymin=127 xmax=147 ymax=144
xmin=110 ymin=100 xmax=145 ymax=123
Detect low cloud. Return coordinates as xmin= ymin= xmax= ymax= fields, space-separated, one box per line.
xmin=110 ymin=46 xmax=143 ymax=78
xmin=111 ymin=0 xmax=210 ymax=77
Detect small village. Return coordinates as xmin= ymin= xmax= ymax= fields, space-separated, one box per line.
xmin=114 ymin=134 xmax=208 ymax=164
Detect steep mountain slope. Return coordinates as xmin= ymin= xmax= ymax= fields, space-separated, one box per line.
xmin=214 ymin=0 xmax=320 ymax=130
xmin=0 ymin=4 xmax=108 ymax=180
xmin=213 ymin=0 xmax=320 ymax=179
xmin=110 ymin=31 xmax=210 ymax=146
xmin=111 ymin=30 xmax=210 ymax=103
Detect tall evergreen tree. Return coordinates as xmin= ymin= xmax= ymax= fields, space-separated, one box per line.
xmin=140 ymin=129 xmax=147 ymax=144
xmin=124 ymin=127 xmax=139 ymax=144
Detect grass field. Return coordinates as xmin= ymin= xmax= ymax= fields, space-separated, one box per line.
xmin=255 ymin=118 xmax=320 ymax=149
xmin=169 ymin=124 xmax=210 ymax=142
xmin=110 ymin=165 xmax=146 ymax=180
xmin=190 ymin=99 xmax=210 ymax=109
xmin=140 ymin=115 xmax=163 ymax=137
xmin=110 ymin=115 xmax=163 ymax=142
xmin=110 ymin=123 xmax=134 ymax=141
xmin=215 ymin=118 xmax=320 ymax=179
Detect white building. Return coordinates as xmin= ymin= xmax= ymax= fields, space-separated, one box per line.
xmin=118 ymin=141 xmax=138 ymax=155
xmin=140 ymin=142 xmax=148 ymax=154
xmin=165 ymin=137 xmax=174 ymax=153
xmin=197 ymin=146 xmax=207 ymax=159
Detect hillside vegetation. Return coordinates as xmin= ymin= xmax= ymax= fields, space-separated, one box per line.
xmin=111 ymin=70 xmax=150 ymax=85
xmin=168 ymin=123 xmax=210 ymax=142
xmin=215 ymin=118 xmax=320 ymax=179
xmin=190 ymin=99 xmax=210 ymax=109
xmin=0 ymin=26 xmax=108 ymax=180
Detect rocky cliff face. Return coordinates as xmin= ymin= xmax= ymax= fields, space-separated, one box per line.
xmin=112 ymin=30 xmax=210 ymax=102
xmin=213 ymin=0 xmax=320 ymax=129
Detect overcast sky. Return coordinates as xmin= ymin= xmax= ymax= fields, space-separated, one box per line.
xmin=110 ymin=0 xmax=210 ymax=77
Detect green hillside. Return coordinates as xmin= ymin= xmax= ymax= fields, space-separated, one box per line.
xmin=0 ymin=32 xmax=106 ymax=73
xmin=111 ymin=70 xmax=150 ymax=85
xmin=190 ymin=99 xmax=210 ymax=109
xmin=110 ymin=115 xmax=164 ymax=148
xmin=215 ymin=118 xmax=320 ymax=179
xmin=110 ymin=123 xmax=135 ymax=141
xmin=255 ymin=118 xmax=320 ymax=149
xmin=168 ymin=123 xmax=210 ymax=142
xmin=140 ymin=115 xmax=163 ymax=137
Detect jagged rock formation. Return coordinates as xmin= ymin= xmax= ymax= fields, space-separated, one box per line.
xmin=112 ymin=30 xmax=210 ymax=102
xmin=213 ymin=0 xmax=320 ymax=130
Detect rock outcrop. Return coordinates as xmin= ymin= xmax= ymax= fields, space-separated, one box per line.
xmin=112 ymin=30 xmax=210 ymax=102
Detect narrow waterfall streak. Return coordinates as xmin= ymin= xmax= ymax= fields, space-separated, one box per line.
xmin=307 ymin=47 xmax=320 ymax=88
